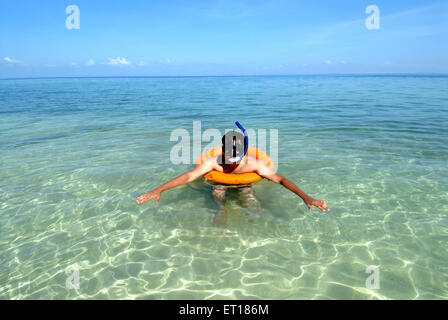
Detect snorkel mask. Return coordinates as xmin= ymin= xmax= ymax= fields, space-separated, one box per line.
xmin=227 ymin=121 xmax=249 ymax=163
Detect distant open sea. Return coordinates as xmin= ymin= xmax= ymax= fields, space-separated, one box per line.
xmin=1 ymin=75 xmax=447 ymax=299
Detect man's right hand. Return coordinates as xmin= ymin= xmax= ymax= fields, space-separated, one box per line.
xmin=136 ymin=159 xmax=215 ymax=205
xmin=136 ymin=190 xmax=161 ymax=204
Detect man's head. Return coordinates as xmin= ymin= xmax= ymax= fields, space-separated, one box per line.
xmin=221 ymin=130 xmax=247 ymax=164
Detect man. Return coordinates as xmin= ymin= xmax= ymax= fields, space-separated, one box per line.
xmin=136 ymin=131 xmax=330 ymax=213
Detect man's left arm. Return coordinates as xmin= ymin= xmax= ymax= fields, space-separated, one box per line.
xmin=254 ymin=161 xmax=330 ymax=212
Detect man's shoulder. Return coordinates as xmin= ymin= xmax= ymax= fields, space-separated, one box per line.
xmin=243 ymin=155 xmax=265 ymax=168
xmin=202 ymin=155 xmax=220 ymax=166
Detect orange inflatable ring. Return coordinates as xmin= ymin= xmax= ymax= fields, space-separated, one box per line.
xmin=195 ymin=146 xmax=274 ymax=185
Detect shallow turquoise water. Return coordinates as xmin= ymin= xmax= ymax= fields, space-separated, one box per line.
xmin=1 ymin=75 xmax=447 ymax=299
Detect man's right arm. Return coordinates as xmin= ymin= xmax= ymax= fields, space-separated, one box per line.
xmin=136 ymin=158 xmax=216 ymax=204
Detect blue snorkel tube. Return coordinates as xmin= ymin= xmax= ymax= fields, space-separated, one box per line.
xmin=228 ymin=121 xmax=249 ymax=163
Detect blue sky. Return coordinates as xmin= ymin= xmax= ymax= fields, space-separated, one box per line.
xmin=1 ymin=0 xmax=447 ymax=77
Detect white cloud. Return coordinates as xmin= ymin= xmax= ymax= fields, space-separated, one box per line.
xmin=136 ymin=61 xmax=146 ymax=66
xmin=107 ymin=56 xmax=131 ymax=65
xmin=158 ymin=58 xmax=171 ymax=64
xmin=324 ymin=59 xmax=332 ymax=65
xmin=70 ymin=62 xmax=79 ymax=67
xmin=4 ymin=57 xmax=23 ymax=64
xmin=85 ymin=59 xmax=95 ymax=66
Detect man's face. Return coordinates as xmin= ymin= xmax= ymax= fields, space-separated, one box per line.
xmin=221 ymin=154 xmax=242 ymax=167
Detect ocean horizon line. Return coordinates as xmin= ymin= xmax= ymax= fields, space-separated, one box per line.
xmin=2 ymin=73 xmax=448 ymax=81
